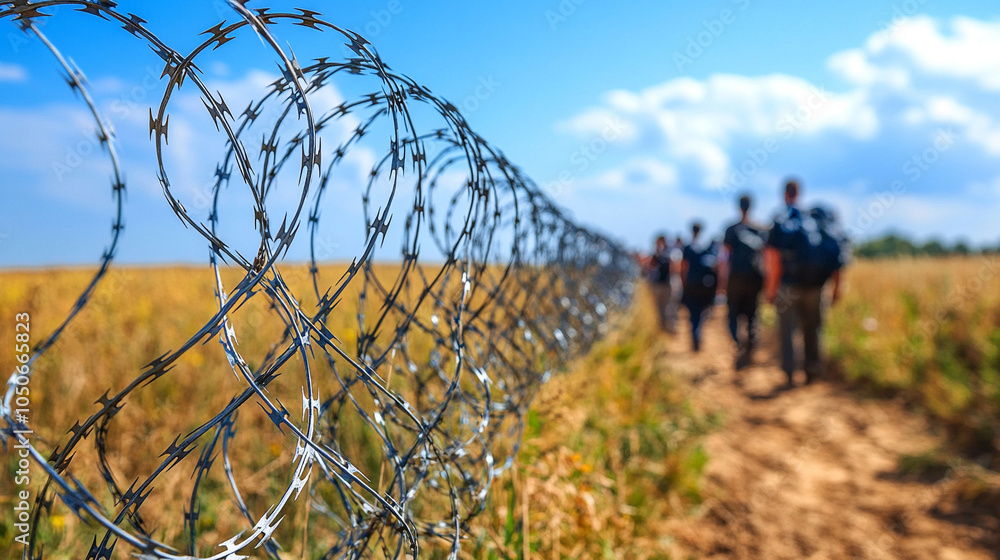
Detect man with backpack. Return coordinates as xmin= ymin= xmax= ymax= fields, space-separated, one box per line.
xmin=765 ymin=180 xmax=847 ymax=387
xmin=681 ymin=221 xmax=719 ymax=353
xmin=721 ymin=194 xmax=767 ymax=370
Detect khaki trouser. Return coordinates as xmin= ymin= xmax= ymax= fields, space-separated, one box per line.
xmin=776 ymin=284 xmax=824 ymax=381
xmin=649 ymin=281 xmax=676 ymax=333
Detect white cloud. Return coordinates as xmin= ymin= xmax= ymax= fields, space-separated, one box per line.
xmin=827 ymin=50 xmax=882 ymax=87
xmin=831 ymin=16 xmax=1000 ymax=97
xmin=0 ymin=62 xmax=26 ymax=82
xmin=0 ymin=104 xmax=114 ymax=205
xmin=581 ymin=157 xmax=679 ymax=192
xmin=0 ymin=68 xmax=388 ymax=263
xmin=924 ymin=96 xmax=975 ymax=125
xmin=555 ymin=15 xmax=1000 ymax=245
xmin=560 ymin=72 xmax=880 ymax=192
xmin=869 ymin=16 xmax=1000 ymax=91
xmin=557 ymin=106 xmax=638 ymax=143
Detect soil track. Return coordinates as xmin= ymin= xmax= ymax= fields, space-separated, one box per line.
xmin=660 ymin=309 xmax=999 ymax=559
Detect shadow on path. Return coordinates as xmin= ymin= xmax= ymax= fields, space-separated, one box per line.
xmin=660 ymin=309 xmax=999 ymax=560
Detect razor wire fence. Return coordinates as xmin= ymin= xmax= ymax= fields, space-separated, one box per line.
xmin=0 ymin=2 xmax=637 ymax=558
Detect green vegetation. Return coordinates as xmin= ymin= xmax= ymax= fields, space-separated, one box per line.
xmin=854 ymin=232 xmax=999 ymax=259
xmin=464 ymin=290 xmax=716 ymax=560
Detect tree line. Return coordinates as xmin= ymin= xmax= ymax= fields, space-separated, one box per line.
xmin=853 ymin=233 xmax=1000 ymax=259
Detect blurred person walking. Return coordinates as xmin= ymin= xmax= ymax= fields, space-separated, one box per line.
xmin=645 ymin=235 xmax=678 ymax=333
xmin=681 ymin=222 xmax=720 ymax=352
xmin=721 ymin=194 xmax=767 ymax=370
xmin=765 ymin=180 xmax=848 ymax=387
xmin=669 ymin=235 xmax=685 ymax=327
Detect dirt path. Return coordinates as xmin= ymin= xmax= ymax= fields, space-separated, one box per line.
xmin=659 ymin=310 xmax=999 ymax=560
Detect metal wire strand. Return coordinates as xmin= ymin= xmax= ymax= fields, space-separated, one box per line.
xmin=0 ymin=2 xmax=638 ymax=558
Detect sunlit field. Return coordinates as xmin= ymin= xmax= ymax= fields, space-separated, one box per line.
xmin=3 ymin=257 xmax=998 ymax=557
xmin=464 ymin=290 xmax=715 ymax=560
xmin=0 ymin=265 xmax=379 ymax=555
xmin=827 ymin=255 xmax=1000 ymax=465
xmin=0 ymin=264 xmax=707 ymax=558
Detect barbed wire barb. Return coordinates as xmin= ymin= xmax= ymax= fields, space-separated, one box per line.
xmin=1 ymin=2 xmax=637 ymax=558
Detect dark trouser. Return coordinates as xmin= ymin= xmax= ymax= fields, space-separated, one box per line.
xmin=776 ymin=284 xmax=824 ymax=382
xmin=727 ymin=273 xmax=763 ymax=350
xmin=683 ymin=295 xmax=713 ymax=352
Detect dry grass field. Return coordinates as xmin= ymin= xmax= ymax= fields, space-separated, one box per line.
xmin=0 ymin=264 xmax=710 ymax=559
xmin=827 ymin=255 xmax=1000 ymax=464
xmin=462 ymin=291 xmax=715 ymax=560
xmin=0 ymin=265 xmax=358 ymax=555
xmin=1 ymin=256 xmax=998 ymax=558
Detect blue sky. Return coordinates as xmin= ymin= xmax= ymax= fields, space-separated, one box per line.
xmin=1 ymin=0 xmax=999 ymax=265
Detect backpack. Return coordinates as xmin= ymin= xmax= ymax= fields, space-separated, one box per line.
xmin=788 ymin=206 xmax=849 ymax=287
xmin=650 ymin=250 xmax=672 ymax=283
xmin=727 ymin=223 xmax=766 ymax=278
xmin=684 ymin=241 xmax=719 ymax=300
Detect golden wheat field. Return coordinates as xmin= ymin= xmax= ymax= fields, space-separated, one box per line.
xmin=0 ymin=263 xmax=708 ymax=559
xmin=827 ymin=255 xmax=1000 ymax=461
xmin=0 ymin=265 xmax=369 ymax=556
xmin=1 ymin=256 xmax=998 ymax=558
